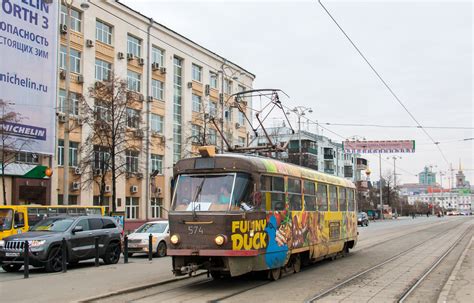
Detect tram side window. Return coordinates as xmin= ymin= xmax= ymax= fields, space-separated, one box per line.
xmin=317 ymin=184 xmax=328 ymax=211
xmin=348 ymin=189 xmax=356 ymax=211
xmin=288 ymin=178 xmax=302 ymax=211
xmin=339 ymin=188 xmax=347 ymax=211
xmin=304 ymin=180 xmax=317 ymax=211
xmin=261 ymin=175 xmax=285 ymax=211
xmin=329 ymin=185 xmax=338 ymax=211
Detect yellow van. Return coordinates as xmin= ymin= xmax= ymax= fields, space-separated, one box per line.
xmin=0 ymin=205 xmax=105 ymax=240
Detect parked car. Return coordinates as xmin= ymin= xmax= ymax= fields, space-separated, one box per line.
xmin=357 ymin=212 xmax=369 ymax=226
xmin=0 ymin=215 xmax=122 ymax=272
xmin=127 ymin=220 xmax=169 ymax=258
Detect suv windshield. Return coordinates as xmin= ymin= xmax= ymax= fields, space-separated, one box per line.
xmin=135 ymin=222 xmax=167 ymax=233
xmin=30 ymin=217 xmax=75 ymax=232
xmin=0 ymin=209 xmax=13 ymax=231
xmin=172 ymin=173 xmax=253 ymax=212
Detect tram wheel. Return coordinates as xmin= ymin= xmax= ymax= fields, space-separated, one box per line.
xmin=268 ymin=267 xmax=281 ymax=281
xmin=292 ymin=254 xmax=301 ymax=273
xmin=210 ymin=271 xmax=222 ymax=279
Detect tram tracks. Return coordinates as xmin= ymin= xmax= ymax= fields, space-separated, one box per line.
xmin=305 ymin=219 xmax=472 ymax=302
xmin=86 ymin=218 xmax=470 ymax=303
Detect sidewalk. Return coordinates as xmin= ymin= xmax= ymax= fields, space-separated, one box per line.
xmin=0 ymin=257 xmax=177 ymax=302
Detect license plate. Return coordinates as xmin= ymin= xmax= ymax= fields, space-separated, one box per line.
xmin=128 ymin=243 xmax=138 ymax=248
xmin=6 ymin=252 xmax=20 ymax=257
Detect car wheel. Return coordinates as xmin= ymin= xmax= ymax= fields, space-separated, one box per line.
xmin=45 ymin=246 xmax=64 ymax=272
xmin=2 ymin=263 xmax=22 ymax=272
xmin=103 ymin=242 xmax=121 ymax=265
xmin=268 ymin=267 xmax=281 ymax=281
xmin=156 ymin=241 xmax=167 ymax=258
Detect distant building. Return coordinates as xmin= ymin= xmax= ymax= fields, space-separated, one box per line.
xmin=455 ymin=164 xmax=470 ymax=189
xmin=407 ymin=191 xmax=472 ymax=213
xmin=251 ymin=127 xmax=368 ymax=181
xmin=418 ymin=166 xmax=436 ymax=185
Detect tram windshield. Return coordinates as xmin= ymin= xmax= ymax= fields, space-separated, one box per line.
xmin=172 ymin=173 xmax=253 ymax=212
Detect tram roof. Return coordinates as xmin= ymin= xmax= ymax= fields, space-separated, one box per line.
xmin=175 ymin=153 xmax=356 ymax=189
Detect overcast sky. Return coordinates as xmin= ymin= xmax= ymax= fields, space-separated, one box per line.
xmin=122 ymin=0 xmax=473 ymax=186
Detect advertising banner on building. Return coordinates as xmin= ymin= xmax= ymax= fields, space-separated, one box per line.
xmin=343 ymin=140 xmax=415 ymax=154
xmin=0 ymin=0 xmax=58 ymax=155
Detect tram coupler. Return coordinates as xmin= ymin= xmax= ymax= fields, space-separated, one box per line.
xmin=180 ymin=263 xmax=200 ymax=276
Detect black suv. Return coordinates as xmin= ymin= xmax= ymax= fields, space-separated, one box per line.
xmin=0 ymin=215 xmax=122 ymax=272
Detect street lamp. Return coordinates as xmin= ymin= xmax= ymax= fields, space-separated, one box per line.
xmin=287 ymin=106 xmax=313 ymax=166
xmin=62 ymin=0 xmax=88 ymax=205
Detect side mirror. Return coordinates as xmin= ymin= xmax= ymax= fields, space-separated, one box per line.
xmin=72 ymin=226 xmax=83 ymax=234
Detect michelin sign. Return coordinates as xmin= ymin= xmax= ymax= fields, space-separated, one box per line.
xmin=0 ymin=0 xmax=58 ymax=155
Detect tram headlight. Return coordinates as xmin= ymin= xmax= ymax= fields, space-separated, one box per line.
xmin=170 ymin=234 xmax=180 ymax=245
xmin=214 ymin=235 xmax=226 ymax=246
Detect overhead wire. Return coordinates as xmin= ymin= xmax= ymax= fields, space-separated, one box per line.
xmin=317 ymin=0 xmax=451 ymax=166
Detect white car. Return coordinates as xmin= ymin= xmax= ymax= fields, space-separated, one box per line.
xmin=127 ymin=220 xmax=169 ymax=257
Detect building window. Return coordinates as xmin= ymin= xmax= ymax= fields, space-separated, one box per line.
xmin=192 ymin=94 xmax=201 ymax=112
xmin=126 ymin=197 xmax=139 ymax=219
xmin=95 ymin=20 xmax=112 ymax=45
xmin=151 ymin=46 xmax=164 ymax=66
xmin=151 ymin=154 xmax=163 ymax=174
xmin=95 ymin=59 xmax=112 ymax=81
xmin=209 ymin=129 xmax=217 ymax=145
xmin=126 ymin=108 xmax=140 ymax=129
xmin=126 ymin=150 xmax=139 ymax=173
xmin=191 ymin=124 xmax=201 ymax=144
xmin=93 ymin=146 xmax=110 ymax=171
xmin=60 ymin=46 xmax=81 ymax=73
xmin=150 ymin=198 xmax=163 ymax=218
xmin=237 ymin=137 xmax=245 ymax=147
xmin=151 ymin=114 xmax=163 ymax=134
xmin=127 ymin=34 xmax=141 ymax=57
xmin=209 ymin=101 xmax=217 ymax=116
xmin=58 ymin=195 xmax=78 ymax=205
xmin=60 ymin=5 xmax=82 ymax=32
xmin=127 ymin=70 xmax=141 ymax=92
xmin=238 ymin=111 xmax=245 ymax=126
xmin=225 ymin=106 xmax=232 ymax=121
xmin=224 ymin=79 xmax=232 ymax=94
xmin=58 ymin=90 xmax=79 ymax=115
xmin=16 ymin=152 xmax=39 ymax=164
xmin=94 ymin=100 xmax=111 ymax=121
xmin=58 ymin=140 xmax=79 ymax=167
xmin=210 ymin=72 xmax=218 ymax=89
xmin=192 ymin=64 xmax=202 ymax=82
xmin=151 ymin=79 xmax=164 ymax=100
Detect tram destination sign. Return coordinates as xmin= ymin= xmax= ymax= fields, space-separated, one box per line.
xmin=343 ymin=140 xmax=415 ymax=154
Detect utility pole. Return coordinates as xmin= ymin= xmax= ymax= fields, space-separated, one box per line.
xmin=379 ymin=153 xmax=383 ymax=220
xmin=287 ymin=106 xmax=312 ymax=167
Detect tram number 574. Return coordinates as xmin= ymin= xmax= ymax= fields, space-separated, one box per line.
xmin=188 ymin=225 xmax=204 ymax=235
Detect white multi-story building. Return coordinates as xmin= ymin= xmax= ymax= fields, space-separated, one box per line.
xmin=1 ymin=1 xmax=255 ymax=228
xmin=407 ymin=191 xmax=473 ymax=212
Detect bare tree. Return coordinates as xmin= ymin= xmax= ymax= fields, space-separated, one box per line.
xmin=79 ymin=77 xmax=145 ymax=213
xmin=183 ymin=97 xmax=217 ymax=157
xmin=0 ymin=100 xmax=33 ymax=205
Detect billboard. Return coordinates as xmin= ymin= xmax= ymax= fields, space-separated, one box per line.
xmin=343 ymin=140 xmax=415 ymax=154
xmin=0 ymin=0 xmax=58 ymax=155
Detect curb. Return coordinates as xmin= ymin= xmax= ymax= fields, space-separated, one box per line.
xmin=75 ymin=271 xmax=207 ymax=302
xmin=437 ymin=235 xmax=473 ymax=303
